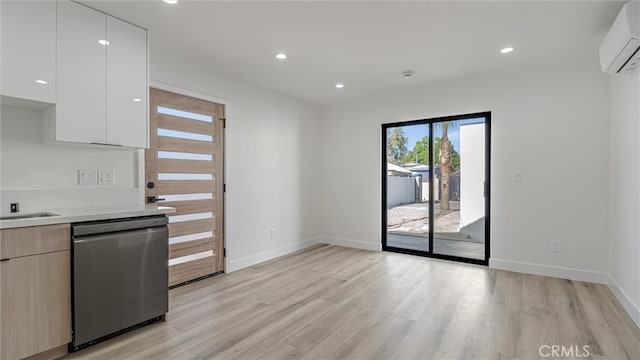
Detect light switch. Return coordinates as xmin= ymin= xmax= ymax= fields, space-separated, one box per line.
xmin=78 ymin=169 xmax=97 ymax=185
xmin=512 ymin=170 xmax=522 ymax=182
xmin=98 ymin=169 xmax=115 ymax=185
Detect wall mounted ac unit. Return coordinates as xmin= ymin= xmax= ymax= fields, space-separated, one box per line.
xmin=599 ymin=1 xmax=640 ymax=74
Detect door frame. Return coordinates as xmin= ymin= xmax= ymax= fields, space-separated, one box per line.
xmin=141 ymin=80 xmax=230 ymax=272
xmin=381 ymin=111 xmax=491 ymax=266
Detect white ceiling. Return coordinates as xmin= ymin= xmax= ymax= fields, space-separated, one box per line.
xmin=84 ymin=1 xmax=623 ymax=105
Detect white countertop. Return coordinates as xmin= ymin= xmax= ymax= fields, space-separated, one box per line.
xmin=0 ymin=205 xmax=175 ymax=229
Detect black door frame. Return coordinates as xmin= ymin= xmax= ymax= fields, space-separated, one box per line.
xmin=381 ymin=111 xmax=491 ymax=266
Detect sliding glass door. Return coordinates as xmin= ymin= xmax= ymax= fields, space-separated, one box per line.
xmin=382 ymin=112 xmax=490 ymax=265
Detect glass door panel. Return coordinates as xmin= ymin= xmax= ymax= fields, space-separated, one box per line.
xmin=385 ymin=124 xmax=430 ymax=252
xmin=432 ymin=118 xmax=486 ymax=260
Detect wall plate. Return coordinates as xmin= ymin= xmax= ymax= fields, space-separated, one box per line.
xmin=98 ymin=169 xmax=115 ymax=185
xmin=78 ymin=169 xmax=97 ymax=185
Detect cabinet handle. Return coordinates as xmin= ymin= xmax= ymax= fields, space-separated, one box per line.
xmin=0 ymin=258 xmax=10 ymax=262
xmin=90 ymin=142 xmax=123 ymax=147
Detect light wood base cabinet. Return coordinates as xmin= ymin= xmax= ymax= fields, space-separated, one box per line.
xmin=0 ymin=225 xmax=71 ymax=360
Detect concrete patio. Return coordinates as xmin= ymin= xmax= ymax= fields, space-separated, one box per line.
xmin=386 ymin=201 xmax=485 ymax=260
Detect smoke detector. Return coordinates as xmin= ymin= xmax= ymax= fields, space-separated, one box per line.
xmin=402 ymin=70 xmax=414 ymax=79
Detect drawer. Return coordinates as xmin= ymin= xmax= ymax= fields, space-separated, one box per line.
xmin=0 ymin=224 xmax=70 ymax=259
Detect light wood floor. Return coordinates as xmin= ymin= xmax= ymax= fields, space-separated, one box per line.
xmin=66 ymin=244 xmax=640 ymax=360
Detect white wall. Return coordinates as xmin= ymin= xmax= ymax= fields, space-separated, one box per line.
xmin=608 ymin=71 xmax=640 ymax=326
xmin=319 ymin=63 xmax=611 ymax=278
xmin=0 ymin=105 xmax=140 ymax=210
xmin=149 ymin=50 xmax=322 ymax=271
xmin=386 ymin=176 xmax=415 ymax=207
xmin=459 ymin=123 xmax=485 ymax=228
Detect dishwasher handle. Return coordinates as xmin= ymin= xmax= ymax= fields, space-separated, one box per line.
xmin=73 ymin=216 xmax=168 ymax=237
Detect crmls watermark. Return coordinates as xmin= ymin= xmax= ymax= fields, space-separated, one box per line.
xmin=539 ymin=345 xmax=591 ymax=358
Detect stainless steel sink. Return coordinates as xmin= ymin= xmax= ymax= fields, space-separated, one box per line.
xmin=0 ymin=212 xmax=59 ymax=220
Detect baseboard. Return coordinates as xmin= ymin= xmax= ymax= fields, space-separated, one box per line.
xmin=607 ymin=274 xmax=640 ymax=328
xmin=489 ymin=258 xmax=609 ymax=284
xmin=227 ymin=237 xmax=320 ymax=272
xmin=316 ymin=236 xmax=382 ymax=252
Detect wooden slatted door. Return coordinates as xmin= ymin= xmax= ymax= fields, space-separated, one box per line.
xmin=146 ymin=88 xmax=224 ymax=287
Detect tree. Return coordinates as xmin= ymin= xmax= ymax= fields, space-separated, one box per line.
xmin=403 ymin=136 xmax=429 ymax=164
xmin=403 ymin=136 xmax=460 ymax=169
xmin=435 ymin=121 xmax=459 ymax=211
xmin=387 ymin=128 xmax=408 ymax=164
xmin=434 ymin=137 xmax=460 ymax=170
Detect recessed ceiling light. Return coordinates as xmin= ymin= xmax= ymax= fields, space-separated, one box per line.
xmin=335 ymin=83 xmax=344 ymax=89
xmin=98 ymin=39 xmax=110 ymax=46
xmin=500 ymin=46 xmax=514 ymax=54
xmin=163 ymin=0 xmax=178 ymax=4
xmin=133 ymin=98 xmax=142 ymax=102
xmin=274 ymin=52 xmax=288 ymax=60
xmin=35 ymin=80 xmax=47 ymax=85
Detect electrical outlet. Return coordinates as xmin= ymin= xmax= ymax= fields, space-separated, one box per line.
xmin=551 ymin=241 xmax=561 ymax=253
xmin=78 ymin=169 xmax=97 ymax=185
xmin=98 ymin=169 xmax=115 ymax=185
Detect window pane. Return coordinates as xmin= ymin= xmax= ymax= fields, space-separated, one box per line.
xmin=158 ymin=128 xmax=213 ymax=142
xmin=159 ymin=193 xmax=213 ymax=201
xmin=170 ymin=231 xmax=213 ymax=245
xmin=157 ymin=106 xmax=213 ymax=122
xmin=169 ymin=250 xmax=213 ymax=266
xmin=169 ymin=212 xmax=213 ymax=224
xmin=158 ymin=173 xmax=213 ymax=180
xmin=158 ymin=151 xmax=213 ymax=161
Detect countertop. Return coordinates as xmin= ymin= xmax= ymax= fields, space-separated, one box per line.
xmin=0 ymin=205 xmax=176 ymax=229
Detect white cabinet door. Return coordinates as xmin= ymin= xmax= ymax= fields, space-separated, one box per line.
xmin=56 ymin=1 xmax=107 ymax=144
xmin=0 ymin=1 xmax=56 ymax=103
xmin=106 ymin=17 xmax=148 ymax=148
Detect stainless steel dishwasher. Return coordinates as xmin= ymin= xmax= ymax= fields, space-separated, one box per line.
xmin=71 ymin=215 xmax=169 ymax=351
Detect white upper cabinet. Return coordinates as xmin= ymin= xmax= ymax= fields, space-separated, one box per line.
xmin=52 ymin=1 xmax=149 ymax=148
xmin=4 ymin=1 xmax=148 ymax=148
xmin=56 ymin=1 xmax=108 ymax=144
xmin=106 ymin=17 xmax=148 ymax=148
xmin=1 ymin=1 xmax=56 ymax=103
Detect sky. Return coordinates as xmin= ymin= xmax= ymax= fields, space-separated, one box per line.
xmin=396 ymin=117 xmax=485 ymax=153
